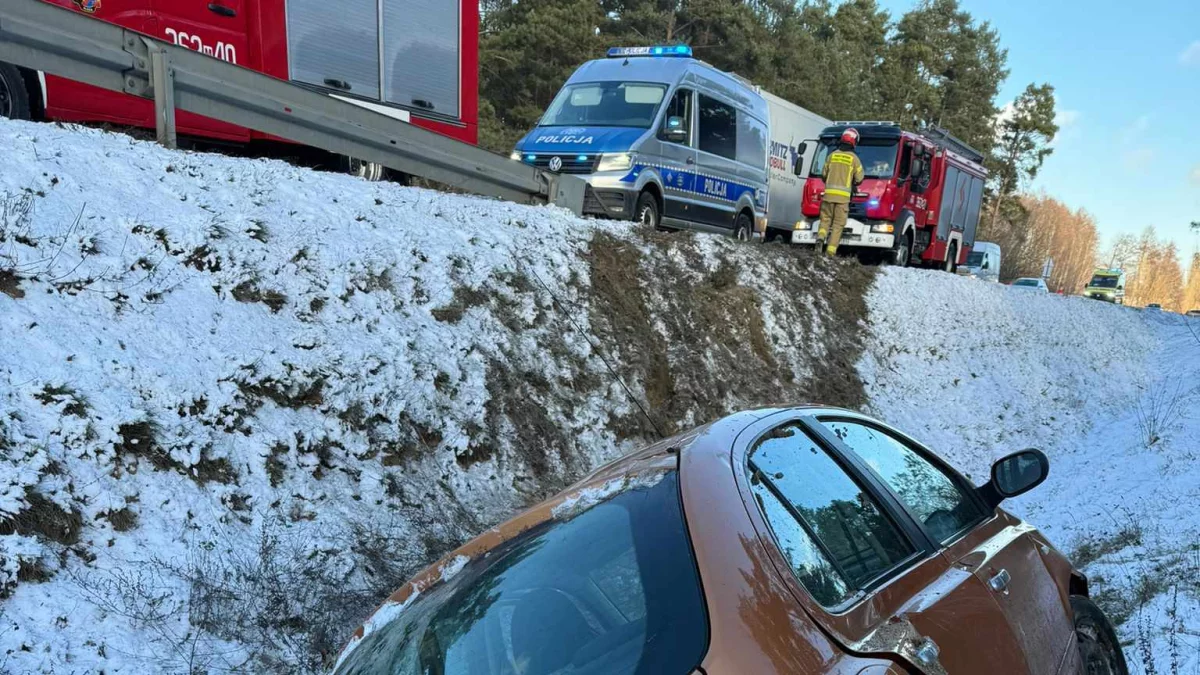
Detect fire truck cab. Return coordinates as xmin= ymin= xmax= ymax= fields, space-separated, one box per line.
xmin=0 ymin=0 xmax=478 ymax=168
xmin=790 ymin=121 xmax=987 ymax=270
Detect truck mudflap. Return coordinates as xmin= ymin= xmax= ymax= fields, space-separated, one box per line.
xmin=790 ymin=217 xmax=895 ymax=249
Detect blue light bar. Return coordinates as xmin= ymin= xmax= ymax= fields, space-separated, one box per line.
xmin=607 ymin=45 xmax=693 ymax=59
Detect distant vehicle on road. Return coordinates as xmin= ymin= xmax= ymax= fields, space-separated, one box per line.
xmin=333 ymin=407 xmax=1128 ymax=675
xmin=1187 ymin=309 xmax=1200 ymax=318
xmin=511 ymin=46 xmax=770 ymax=240
xmin=1144 ymin=303 xmax=1163 ymax=312
xmin=961 ymin=241 xmax=1001 ymax=281
xmin=1084 ymin=269 xmax=1126 ymax=305
xmin=1012 ymin=277 xmax=1050 ymax=293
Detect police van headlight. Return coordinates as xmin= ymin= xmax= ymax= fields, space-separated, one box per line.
xmin=509 ymin=151 xmax=523 ymax=161
xmin=597 ymin=153 xmax=634 ymax=172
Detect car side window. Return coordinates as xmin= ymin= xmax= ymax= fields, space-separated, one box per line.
xmin=821 ymin=420 xmax=984 ymax=544
xmin=748 ymin=424 xmax=915 ymax=607
xmin=659 ymin=88 xmax=692 ymax=146
xmin=698 ymin=93 xmax=737 ymax=160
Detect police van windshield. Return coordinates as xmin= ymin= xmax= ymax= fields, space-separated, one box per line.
xmin=809 ymin=139 xmax=899 ymax=180
xmin=540 ymin=82 xmax=668 ymax=128
xmin=1089 ymin=275 xmax=1120 ymax=289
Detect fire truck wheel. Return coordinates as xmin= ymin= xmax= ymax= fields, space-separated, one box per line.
xmin=344 ymin=157 xmax=387 ymax=182
xmin=944 ymin=243 xmax=959 ymax=273
xmin=0 ymin=64 xmax=32 ymax=120
xmin=889 ymin=230 xmax=913 ymax=268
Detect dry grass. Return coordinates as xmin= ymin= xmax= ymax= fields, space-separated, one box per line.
xmin=0 ymin=491 xmax=84 ymax=546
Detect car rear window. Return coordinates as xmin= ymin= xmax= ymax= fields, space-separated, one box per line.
xmin=333 ymin=471 xmax=708 ymax=675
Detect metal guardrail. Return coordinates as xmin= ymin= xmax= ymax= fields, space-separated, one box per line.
xmin=0 ymin=0 xmax=587 ymax=210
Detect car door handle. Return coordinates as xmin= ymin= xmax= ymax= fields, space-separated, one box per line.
xmin=685 ymin=157 xmax=695 ymax=165
xmin=207 ymin=3 xmax=237 ymax=17
xmin=989 ymin=568 xmax=1012 ymax=594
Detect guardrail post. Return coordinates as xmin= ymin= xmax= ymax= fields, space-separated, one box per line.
xmin=146 ymin=41 xmax=177 ymax=149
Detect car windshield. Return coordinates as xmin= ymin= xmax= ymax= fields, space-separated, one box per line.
xmin=809 ymin=139 xmax=898 ymax=180
xmin=966 ymin=252 xmax=985 ymax=266
xmin=540 ymin=82 xmax=668 ymax=128
xmin=1013 ymin=279 xmax=1040 ymax=287
xmin=1089 ymin=275 xmax=1120 ymax=288
xmin=333 ymin=471 xmax=709 ymax=675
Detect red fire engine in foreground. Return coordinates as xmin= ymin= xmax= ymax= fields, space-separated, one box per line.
xmin=791 ymin=122 xmax=987 ymax=269
xmin=0 ymin=0 xmax=479 ymax=175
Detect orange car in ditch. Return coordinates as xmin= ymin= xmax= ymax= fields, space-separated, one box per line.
xmin=332 ymin=407 xmax=1127 ymax=675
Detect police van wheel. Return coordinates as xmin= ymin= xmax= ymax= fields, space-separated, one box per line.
xmin=635 ymin=191 xmax=661 ymax=229
xmin=0 ymin=64 xmax=32 ymax=120
xmin=733 ymin=212 xmax=753 ymax=242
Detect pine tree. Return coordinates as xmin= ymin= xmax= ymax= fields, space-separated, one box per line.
xmin=878 ymin=0 xmax=1008 ymax=151
xmin=988 ymin=83 xmax=1059 ymax=231
xmin=478 ymin=0 xmax=607 ymax=151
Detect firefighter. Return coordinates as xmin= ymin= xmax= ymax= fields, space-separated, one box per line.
xmin=817 ymin=128 xmax=865 ymax=256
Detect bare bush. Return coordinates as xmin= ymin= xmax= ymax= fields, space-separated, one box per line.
xmin=69 ymin=511 xmax=462 ymax=674
xmin=1134 ymin=378 xmax=1192 ymax=448
xmin=68 ymin=563 xmax=247 ymax=673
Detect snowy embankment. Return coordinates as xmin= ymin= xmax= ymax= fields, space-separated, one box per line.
xmin=864 ymin=270 xmax=1200 ymax=673
xmin=0 ymin=119 xmax=872 ymax=674
xmin=1 ymin=118 xmax=1196 ymax=674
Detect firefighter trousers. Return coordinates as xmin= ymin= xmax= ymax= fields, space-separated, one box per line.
xmin=817 ymin=201 xmax=848 ymax=255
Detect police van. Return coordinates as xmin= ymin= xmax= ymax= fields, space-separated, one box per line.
xmin=511 ymin=46 xmax=769 ymax=240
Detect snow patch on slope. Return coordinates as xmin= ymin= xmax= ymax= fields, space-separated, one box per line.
xmin=863 ymin=268 xmax=1200 ymax=673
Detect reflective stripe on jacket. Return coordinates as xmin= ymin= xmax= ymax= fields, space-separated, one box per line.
xmin=822 ymin=150 xmax=864 ymax=204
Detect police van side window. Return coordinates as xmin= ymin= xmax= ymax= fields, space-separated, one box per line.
xmin=698 ymin=94 xmax=737 ymax=161
xmin=736 ymin=114 xmax=767 ymax=169
xmin=659 ymin=89 xmax=693 ymax=146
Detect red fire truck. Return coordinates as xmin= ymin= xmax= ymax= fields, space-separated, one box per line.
xmin=0 ymin=0 xmax=479 ymax=176
xmin=790 ymin=122 xmax=987 ymax=270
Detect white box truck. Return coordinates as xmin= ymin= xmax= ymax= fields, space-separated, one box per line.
xmin=760 ymin=91 xmax=831 ymax=242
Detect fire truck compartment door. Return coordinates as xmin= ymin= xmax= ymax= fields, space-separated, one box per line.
xmin=962 ymin=174 xmax=984 ymax=248
xmin=936 ymin=165 xmax=960 ymax=241
xmin=287 ymin=0 xmax=381 ymax=100
xmin=382 ymin=0 xmax=461 ymax=119
xmin=157 ymin=0 xmax=251 ymax=140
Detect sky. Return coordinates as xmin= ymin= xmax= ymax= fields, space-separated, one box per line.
xmin=879 ymin=0 xmax=1200 ymax=259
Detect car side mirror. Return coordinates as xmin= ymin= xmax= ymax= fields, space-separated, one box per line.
xmin=663 ymin=116 xmax=687 ymax=143
xmin=981 ymin=449 xmax=1049 ymax=508
xmin=1118 ymin=285 xmax=1124 ymax=290
xmin=793 ymin=142 xmax=809 ymax=176
xmin=982 ymin=260 xmax=989 ymax=270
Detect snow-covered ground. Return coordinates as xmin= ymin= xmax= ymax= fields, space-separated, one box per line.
xmin=0 ymin=118 xmax=867 ymax=673
xmin=864 ymin=269 xmax=1200 ymax=673
xmin=1 ymin=118 xmax=1197 ymax=673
